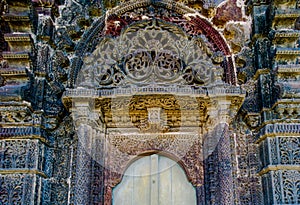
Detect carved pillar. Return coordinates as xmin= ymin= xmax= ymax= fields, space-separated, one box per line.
xmin=71 ymin=100 xmax=103 ymax=204
xmin=90 ymin=126 xmax=106 ymax=204
xmin=203 ymin=87 xmax=244 ymax=205
xmin=204 ymin=123 xmax=234 ymax=205
xmin=257 ymin=124 xmax=300 ymax=204
xmin=248 ymin=0 xmax=300 ymax=203
xmin=74 ymin=124 xmax=93 ymax=204
xmin=217 ymin=125 xmax=234 ymax=204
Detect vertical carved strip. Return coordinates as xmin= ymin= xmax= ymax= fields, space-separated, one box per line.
xmin=74 ymin=125 xmax=92 ymax=205
xmin=217 ymin=125 xmax=234 ymax=204
xmin=196 ymin=185 xmax=205 ymax=205
xmin=90 ymin=132 xmax=105 ymax=204
xmin=272 ymin=170 xmax=282 ymax=204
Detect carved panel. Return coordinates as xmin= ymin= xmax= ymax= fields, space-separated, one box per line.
xmin=0 ymin=106 xmax=33 ymax=125
xmin=261 ymin=137 xmax=300 ymax=166
xmin=0 ymin=174 xmax=39 ymax=205
xmin=273 ymin=171 xmax=282 ymax=203
xmin=231 ymin=117 xmax=263 ymax=205
xmin=264 ymin=170 xmax=300 ymax=204
xmin=282 ymin=170 xmax=300 ymax=204
xmin=105 ymin=133 xmax=203 ymax=188
xmin=69 ymin=1 xmax=237 ymax=87
xmin=0 ymin=174 xmax=24 ymax=204
xmin=0 ymin=139 xmax=45 ymax=170
xmin=278 ymin=137 xmax=300 ymax=165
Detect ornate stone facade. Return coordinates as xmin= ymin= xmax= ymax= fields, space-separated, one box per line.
xmin=0 ymin=0 xmax=299 ymax=204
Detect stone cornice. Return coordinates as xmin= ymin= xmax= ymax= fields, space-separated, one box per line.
xmin=276 ymin=64 xmax=300 ymax=74
xmin=108 ymin=132 xmax=199 ymax=139
xmin=0 ymin=101 xmax=31 ymax=107
xmin=64 ymin=85 xmax=245 ymax=99
xmin=272 ymin=99 xmax=300 ymax=108
xmin=274 ymin=31 xmax=300 ymax=38
xmin=0 ymin=68 xmax=27 ymax=76
xmin=4 ymin=33 xmax=32 ymax=42
xmin=2 ymin=15 xmax=30 ymax=21
xmin=259 ymin=165 xmax=300 ymax=175
xmin=256 ymin=123 xmax=300 ymax=143
xmin=0 ymin=127 xmax=41 ymax=136
xmin=274 ymin=9 xmax=300 ymax=19
xmin=2 ymin=52 xmax=30 ymax=59
xmin=275 ymin=47 xmax=300 ymax=55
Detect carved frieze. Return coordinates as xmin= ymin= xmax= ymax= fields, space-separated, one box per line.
xmin=260 ymin=137 xmax=300 ymax=168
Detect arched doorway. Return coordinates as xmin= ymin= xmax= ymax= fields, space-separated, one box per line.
xmin=63 ymin=2 xmax=245 ymax=204
xmin=112 ymin=154 xmax=196 ymax=205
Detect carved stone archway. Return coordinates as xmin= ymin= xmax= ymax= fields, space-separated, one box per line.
xmin=68 ymin=0 xmax=237 ymax=87
xmin=62 ymin=1 xmax=245 ymax=204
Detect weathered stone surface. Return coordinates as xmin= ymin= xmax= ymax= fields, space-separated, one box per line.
xmin=212 ymin=0 xmax=245 ymax=27
xmin=0 ymin=0 xmax=299 ymax=204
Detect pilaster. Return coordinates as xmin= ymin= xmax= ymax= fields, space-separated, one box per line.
xmin=0 ymin=1 xmax=48 ymax=204
xmin=68 ymin=97 xmax=105 ymax=204
xmin=249 ymin=0 xmax=300 ymax=204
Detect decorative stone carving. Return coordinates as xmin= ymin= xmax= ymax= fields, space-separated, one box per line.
xmin=77 ymin=23 xmax=218 ymax=87
xmin=68 ymin=1 xmax=237 ymax=87
xmin=263 ymin=170 xmax=300 ymax=204
xmin=224 ymin=22 xmax=249 ymax=53
xmin=254 ymin=38 xmax=271 ymax=70
xmin=0 ymin=109 xmax=32 ymax=124
xmin=212 ymin=0 xmax=244 ymax=27
xmin=0 ymin=174 xmax=25 ymax=204
xmin=282 ymin=170 xmax=300 ymax=203
xmin=36 ymin=43 xmax=51 ymax=74
xmin=244 ymin=113 xmax=261 ymax=128
xmin=241 ymin=79 xmax=260 ymax=113
xmin=37 ymin=15 xmax=53 ymax=39
xmin=3 ymin=0 xmax=300 ymax=204
xmin=105 ymin=133 xmax=203 ymax=187
xmin=54 ymin=28 xmax=75 ymax=52
xmin=231 ymin=116 xmax=264 ymax=204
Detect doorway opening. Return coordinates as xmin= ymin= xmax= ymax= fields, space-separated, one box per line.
xmin=112 ymin=154 xmax=197 ymax=205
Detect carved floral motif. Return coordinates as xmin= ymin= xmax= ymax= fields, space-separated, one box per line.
xmin=78 ymin=23 xmax=220 ymax=87
xmin=105 ymin=133 xmax=203 ymax=187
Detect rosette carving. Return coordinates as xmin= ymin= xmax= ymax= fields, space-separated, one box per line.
xmin=77 ymin=23 xmax=221 ymax=87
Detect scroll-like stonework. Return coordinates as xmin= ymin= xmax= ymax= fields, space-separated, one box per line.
xmin=77 ymin=22 xmax=222 ymax=87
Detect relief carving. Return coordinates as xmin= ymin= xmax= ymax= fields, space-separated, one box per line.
xmin=77 ymin=23 xmax=219 ymax=87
